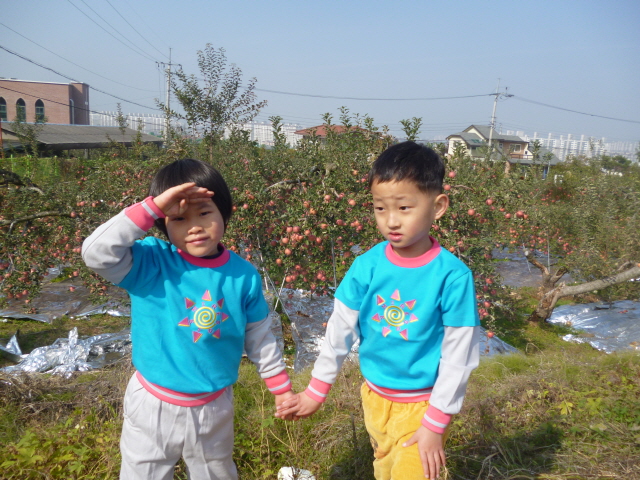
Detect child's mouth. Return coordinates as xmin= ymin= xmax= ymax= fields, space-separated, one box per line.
xmin=388 ymin=232 xmax=402 ymax=241
xmin=188 ymin=238 xmax=207 ymax=245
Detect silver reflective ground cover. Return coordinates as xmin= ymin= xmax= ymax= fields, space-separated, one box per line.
xmin=1 ymin=327 xmax=132 ymax=377
xmin=547 ymin=300 xmax=640 ymax=353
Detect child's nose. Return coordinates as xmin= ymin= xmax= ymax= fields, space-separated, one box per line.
xmin=188 ymin=224 xmax=203 ymax=233
xmin=387 ymin=213 xmax=400 ymax=228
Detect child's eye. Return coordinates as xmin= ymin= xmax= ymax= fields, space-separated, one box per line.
xmin=200 ymin=211 xmax=212 ymax=217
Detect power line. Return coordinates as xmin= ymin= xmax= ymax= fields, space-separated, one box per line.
xmin=512 ymin=95 xmax=640 ymax=125
xmin=65 ymin=0 xmax=157 ymax=63
xmin=0 ymin=22 xmax=157 ymax=93
xmin=124 ymin=3 xmax=171 ymax=50
xmin=104 ymin=0 xmax=169 ymax=60
xmin=0 ymin=45 xmax=159 ymax=111
xmin=75 ymin=0 xmax=161 ymax=62
xmin=254 ymin=88 xmax=495 ymax=101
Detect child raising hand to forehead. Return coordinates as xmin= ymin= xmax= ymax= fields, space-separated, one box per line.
xmin=84 ymin=159 xmax=293 ymax=480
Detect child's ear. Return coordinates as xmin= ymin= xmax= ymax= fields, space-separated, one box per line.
xmin=433 ymin=193 xmax=449 ymax=220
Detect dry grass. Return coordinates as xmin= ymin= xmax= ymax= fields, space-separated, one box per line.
xmin=0 ymin=316 xmax=639 ymax=479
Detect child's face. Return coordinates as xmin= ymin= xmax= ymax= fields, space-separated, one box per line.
xmin=164 ymin=199 xmax=225 ymax=257
xmin=371 ymin=179 xmax=448 ymax=258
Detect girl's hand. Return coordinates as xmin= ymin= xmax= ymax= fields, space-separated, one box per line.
xmin=153 ymin=183 xmax=214 ymax=217
xmin=275 ymin=391 xmax=322 ymax=420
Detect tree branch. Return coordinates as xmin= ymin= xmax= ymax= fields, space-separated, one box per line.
xmin=0 ymin=169 xmax=44 ymax=195
xmin=524 ymin=249 xmax=550 ymax=276
xmin=1 ymin=211 xmax=76 ymax=234
xmin=529 ymin=264 xmax=640 ymax=321
xmin=558 ymin=265 xmax=640 ymax=298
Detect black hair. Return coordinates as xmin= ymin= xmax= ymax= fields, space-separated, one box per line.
xmin=368 ymin=141 xmax=444 ymax=194
xmin=148 ymin=158 xmax=233 ymax=237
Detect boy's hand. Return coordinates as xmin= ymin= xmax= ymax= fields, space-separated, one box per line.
xmin=274 ymin=391 xmax=295 ymax=421
xmin=153 ymin=182 xmax=214 ymax=217
xmin=403 ymin=425 xmax=446 ymax=479
xmin=275 ymin=391 xmax=322 ymax=420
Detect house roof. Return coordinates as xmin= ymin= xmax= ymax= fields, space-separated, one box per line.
xmin=1 ymin=123 xmax=163 ymax=150
xmin=465 ymin=125 xmax=525 ymax=143
xmin=294 ymin=124 xmax=370 ymax=137
xmin=520 ymin=147 xmax=562 ymax=165
xmin=446 ymin=132 xmax=487 ymax=145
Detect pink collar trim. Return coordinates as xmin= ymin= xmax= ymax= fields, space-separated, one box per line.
xmin=384 ymin=237 xmax=441 ymax=268
xmin=177 ymin=243 xmax=230 ymax=267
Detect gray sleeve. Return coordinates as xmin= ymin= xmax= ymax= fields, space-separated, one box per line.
xmin=81 ymin=210 xmax=145 ymax=284
xmin=244 ymin=317 xmax=287 ymax=379
xmin=310 ymin=298 xmax=360 ymax=385
xmin=428 ymin=325 xmax=480 ymax=414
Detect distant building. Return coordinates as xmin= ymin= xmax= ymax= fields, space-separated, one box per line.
xmin=0 ymin=78 xmax=90 ymax=125
xmin=1 ymin=123 xmax=162 ymax=155
xmin=294 ymin=124 xmax=387 ymax=146
xmin=226 ymin=121 xmax=303 ymax=147
xmin=447 ymin=125 xmax=530 ymax=160
xmin=90 ymin=111 xmax=166 ymax=136
xmin=447 ymin=125 xmax=560 ymax=178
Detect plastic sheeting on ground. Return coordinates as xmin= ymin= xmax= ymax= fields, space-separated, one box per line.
xmin=1 ymin=327 xmax=132 ymax=377
xmin=0 ymin=268 xmax=130 ymax=324
xmin=493 ymin=248 xmax=574 ymax=288
xmin=547 ymin=300 xmax=640 ymax=353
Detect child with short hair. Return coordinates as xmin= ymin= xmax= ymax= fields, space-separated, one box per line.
xmin=83 ymin=158 xmax=292 ymax=480
xmin=277 ymin=141 xmax=480 ymax=479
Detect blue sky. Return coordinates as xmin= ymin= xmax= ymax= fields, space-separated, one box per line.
xmin=2 ymin=0 xmax=639 ymax=144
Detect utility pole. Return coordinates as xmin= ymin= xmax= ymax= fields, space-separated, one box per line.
xmin=0 ymin=114 xmax=4 ymax=159
xmin=487 ymin=79 xmax=513 ymax=160
xmin=157 ymin=48 xmax=180 ymax=140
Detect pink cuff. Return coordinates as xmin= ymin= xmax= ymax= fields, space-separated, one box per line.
xmin=264 ymin=371 xmax=292 ymax=395
xmin=421 ymin=404 xmax=452 ymax=434
xmin=125 ymin=196 xmax=165 ymax=231
xmin=305 ymin=377 xmax=333 ymax=403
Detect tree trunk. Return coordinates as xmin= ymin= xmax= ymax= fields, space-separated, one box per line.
xmin=527 ymin=265 xmax=640 ymax=322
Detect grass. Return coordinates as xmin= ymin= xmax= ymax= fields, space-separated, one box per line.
xmin=0 ymin=299 xmax=639 ymax=479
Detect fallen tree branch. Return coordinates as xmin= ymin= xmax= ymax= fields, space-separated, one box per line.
xmin=529 ymin=264 xmax=640 ymax=322
xmin=524 ymin=249 xmax=569 ymax=289
xmin=265 ymin=179 xmax=300 ymax=191
xmin=0 ymin=169 xmax=44 ymax=195
xmin=524 ymin=249 xmax=550 ymax=276
xmin=450 ymin=184 xmax=475 ymax=192
xmin=0 ymin=211 xmax=76 ymax=234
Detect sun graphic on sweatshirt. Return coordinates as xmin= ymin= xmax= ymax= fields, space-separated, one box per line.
xmin=178 ymin=290 xmax=228 ymax=343
xmin=371 ymin=289 xmax=418 ymax=341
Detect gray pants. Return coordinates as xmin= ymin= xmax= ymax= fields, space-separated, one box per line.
xmin=120 ymin=373 xmax=237 ymax=480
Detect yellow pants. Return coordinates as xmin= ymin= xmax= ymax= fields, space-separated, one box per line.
xmin=361 ymin=383 xmax=449 ymax=480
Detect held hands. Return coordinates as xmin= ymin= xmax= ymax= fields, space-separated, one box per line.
xmin=153 ymin=182 xmax=214 ymax=218
xmin=274 ymin=391 xmax=295 ymax=421
xmin=403 ymin=425 xmax=446 ymax=479
xmin=275 ymin=391 xmax=322 ymax=420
